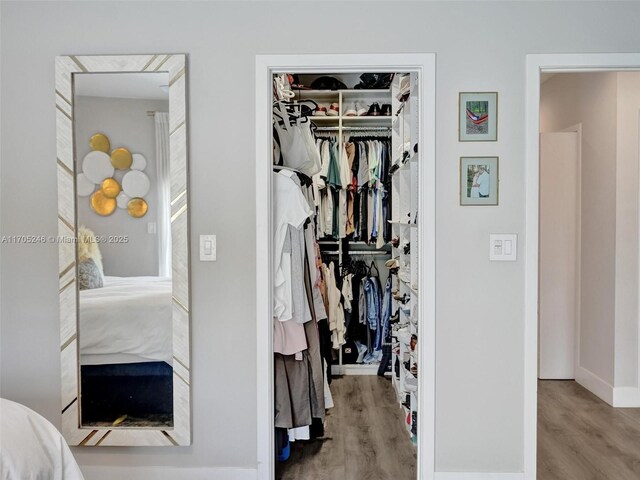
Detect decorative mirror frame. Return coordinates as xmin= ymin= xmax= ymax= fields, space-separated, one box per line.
xmin=56 ymin=54 xmax=190 ymax=446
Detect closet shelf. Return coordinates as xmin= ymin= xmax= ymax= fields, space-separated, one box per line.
xmin=388 ymin=220 xmax=417 ymax=228
xmin=310 ymin=115 xmax=340 ymax=121
xmin=342 ymin=116 xmax=393 ymax=128
xmin=318 ymin=240 xmax=386 ymax=245
xmin=341 ymin=88 xmax=392 ymax=95
xmin=295 ymin=88 xmax=391 ymax=95
xmin=311 ymin=116 xmax=393 ymax=125
xmin=293 ymin=90 xmax=340 ymax=98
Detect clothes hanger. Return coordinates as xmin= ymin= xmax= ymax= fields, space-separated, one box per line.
xmin=369 ymin=261 xmax=380 ymax=278
xmin=356 ymin=259 xmax=368 ymax=277
xmin=273 ymin=101 xmax=315 ymax=126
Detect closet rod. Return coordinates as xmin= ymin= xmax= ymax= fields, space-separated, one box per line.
xmin=322 ymin=250 xmax=390 ymax=256
xmin=314 ymin=126 xmax=391 ymax=132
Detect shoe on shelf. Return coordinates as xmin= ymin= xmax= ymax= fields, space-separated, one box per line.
xmin=366 ymin=102 xmax=381 ymax=116
xmin=344 ymin=103 xmax=357 ymax=116
xmin=404 ymin=373 xmax=418 ymax=392
xmin=355 ymin=101 xmax=367 ymax=116
xmin=327 ymin=102 xmax=340 ymax=116
xmin=381 ymin=103 xmax=392 ymax=116
xmin=397 ymin=141 xmax=412 ymax=158
xmin=314 ymin=106 xmax=327 ymax=116
xmin=385 ymin=257 xmax=400 ymax=269
xmin=396 ymin=74 xmax=411 ymax=102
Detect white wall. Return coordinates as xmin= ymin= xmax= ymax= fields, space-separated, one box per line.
xmin=540 ymin=73 xmax=618 ymax=387
xmin=75 ymin=96 xmax=166 ymax=278
xmin=3 ymin=1 xmax=640 ymax=476
xmin=615 ymin=72 xmax=640 ymax=388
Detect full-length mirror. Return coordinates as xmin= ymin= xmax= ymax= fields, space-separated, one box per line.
xmin=56 ymin=55 xmax=190 ymax=446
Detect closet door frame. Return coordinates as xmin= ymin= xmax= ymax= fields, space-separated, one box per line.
xmin=255 ymin=53 xmax=436 ymax=480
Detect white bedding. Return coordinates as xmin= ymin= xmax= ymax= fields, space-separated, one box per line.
xmin=0 ymin=398 xmax=84 ymax=480
xmin=79 ymin=276 xmax=172 ymax=365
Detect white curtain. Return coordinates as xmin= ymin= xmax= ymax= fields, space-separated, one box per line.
xmin=155 ymin=112 xmax=171 ymax=278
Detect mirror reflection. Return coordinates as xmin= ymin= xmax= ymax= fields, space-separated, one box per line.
xmin=74 ymin=72 xmax=173 ymax=427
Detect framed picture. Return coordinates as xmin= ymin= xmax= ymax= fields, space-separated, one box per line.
xmin=460 ymin=156 xmax=499 ymax=206
xmin=459 ymin=92 xmax=498 ymax=142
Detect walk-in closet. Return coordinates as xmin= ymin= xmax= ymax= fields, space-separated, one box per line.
xmin=271 ymin=71 xmax=421 ymax=479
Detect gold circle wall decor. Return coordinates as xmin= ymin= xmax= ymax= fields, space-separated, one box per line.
xmin=127 ymin=198 xmax=148 ymax=218
xmin=90 ymin=190 xmax=117 ymax=216
xmin=110 ymin=147 xmax=133 ymax=170
xmin=89 ymin=133 xmax=110 ymax=153
xmin=101 ymin=178 xmax=121 ymax=199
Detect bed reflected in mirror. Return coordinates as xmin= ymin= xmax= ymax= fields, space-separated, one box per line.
xmin=74 ymin=72 xmax=173 ymax=428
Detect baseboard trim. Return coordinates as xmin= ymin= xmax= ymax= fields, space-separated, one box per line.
xmin=613 ymin=386 xmax=640 ymax=407
xmin=435 ymin=473 xmax=524 ymax=479
xmin=81 ymin=466 xmax=257 ymax=480
xmin=575 ymin=366 xmax=614 ymax=406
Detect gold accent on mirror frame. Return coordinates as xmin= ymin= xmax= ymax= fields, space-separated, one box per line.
xmin=90 ymin=190 xmax=117 ymax=216
xmin=110 ymin=147 xmax=133 ymax=170
xmin=127 ymin=197 xmax=148 ymax=218
xmin=89 ymin=133 xmax=110 ymax=153
xmin=101 ymin=178 xmax=121 ymax=199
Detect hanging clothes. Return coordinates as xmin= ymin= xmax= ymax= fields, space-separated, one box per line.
xmin=313 ymin=136 xmax=391 ymax=243
xmin=272 ymin=165 xmax=332 ymax=441
xmin=322 ymin=261 xmax=347 ymax=349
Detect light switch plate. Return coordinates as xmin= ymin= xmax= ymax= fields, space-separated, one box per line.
xmin=489 ymin=234 xmax=517 ymax=261
xmin=200 ymin=234 xmax=216 ymax=261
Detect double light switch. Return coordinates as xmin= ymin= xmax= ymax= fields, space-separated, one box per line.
xmin=489 ymin=234 xmax=517 ymax=261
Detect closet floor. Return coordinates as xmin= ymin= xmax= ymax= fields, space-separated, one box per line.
xmin=538 ymin=380 xmax=640 ymax=479
xmin=276 ymin=375 xmax=417 ymax=480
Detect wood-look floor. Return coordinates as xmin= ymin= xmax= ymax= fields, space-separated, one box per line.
xmin=538 ymin=380 xmax=640 ymax=479
xmin=276 ymin=375 xmax=417 ymax=480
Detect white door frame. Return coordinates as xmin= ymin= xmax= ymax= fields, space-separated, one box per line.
xmin=525 ymin=53 xmax=640 ymax=480
xmin=256 ymin=53 xmax=436 ymax=480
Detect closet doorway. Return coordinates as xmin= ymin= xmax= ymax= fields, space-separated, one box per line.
xmin=525 ymin=53 xmax=640 ymax=480
xmin=256 ymin=54 xmax=435 ymax=480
